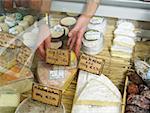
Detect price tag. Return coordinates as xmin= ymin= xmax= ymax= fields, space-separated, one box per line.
xmin=16 ymin=46 xmax=32 ymax=67
xmin=46 ymin=49 xmax=70 ymax=66
xmin=32 ymin=83 xmax=62 ymax=106
xmin=78 ymin=54 xmax=105 ymax=75
xmin=0 ymin=32 xmax=15 ymax=48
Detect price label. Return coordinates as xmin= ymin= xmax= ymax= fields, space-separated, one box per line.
xmin=32 ymin=83 xmax=62 ymax=106
xmin=78 ymin=54 xmax=105 ymax=75
xmin=0 ymin=32 xmax=15 ymax=48
xmin=46 ymin=49 xmax=70 ymax=66
xmin=16 ymin=46 xmax=32 ymax=67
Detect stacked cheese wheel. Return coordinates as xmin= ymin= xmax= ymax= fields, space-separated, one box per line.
xmin=111 ymin=19 xmax=136 ymax=59
xmin=82 ymin=30 xmax=104 ymax=55
xmin=82 ymin=16 xmax=107 ymax=55
xmin=0 ymin=13 xmax=35 ymax=35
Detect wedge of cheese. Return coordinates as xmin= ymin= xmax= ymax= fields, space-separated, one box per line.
xmin=72 ymin=70 xmax=122 ymax=113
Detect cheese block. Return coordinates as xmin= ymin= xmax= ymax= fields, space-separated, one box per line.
xmin=15 ymin=97 xmax=65 ymax=113
xmin=0 ymin=65 xmax=33 ymax=86
xmin=117 ymin=21 xmax=135 ymax=31
xmin=111 ymin=45 xmax=133 ymax=59
xmin=37 ymin=60 xmax=77 ymax=91
xmin=114 ymin=28 xmax=136 ymax=38
xmin=23 ymin=15 xmax=34 ymax=25
xmin=51 ymin=41 xmax=63 ymax=49
xmin=72 ymin=70 xmax=122 ymax=113
xmin=113 ymin=35 xmax=135 ymax=48
xmin=0 ymin=90 xmax=20 ymax=107
xmin=60 ymin=17 xmax=76 ymax=27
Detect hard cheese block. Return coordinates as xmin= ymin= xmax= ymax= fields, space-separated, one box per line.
xmin=72 ymin=70 xmax=122 ymax=113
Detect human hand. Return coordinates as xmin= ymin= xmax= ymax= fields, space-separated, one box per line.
xmin=37 ymin=24 xmax=51 ymax=60
xmin=67 ymin=15 xmax=91 ymax=57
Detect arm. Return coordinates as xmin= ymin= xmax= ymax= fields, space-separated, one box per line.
xmin=68 ymin=0 xmax=101 ymax=57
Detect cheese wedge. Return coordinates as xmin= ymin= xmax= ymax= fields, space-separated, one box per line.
xmin=72 ymin=70 xmax=122 ymax=113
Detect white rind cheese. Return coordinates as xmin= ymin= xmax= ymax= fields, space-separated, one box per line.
xmin=60 ymin=17 xmax=76 ymax=27
xmin=72 ymin=70 xmax=122 ymax=113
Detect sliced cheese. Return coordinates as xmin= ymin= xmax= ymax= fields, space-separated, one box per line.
xmin=90 ymin=16 xmax=104 ymax=25
xmin=50 ymin=25 xmax=64 ymax=39
xmin=51 ymin=41 xmax=63 ymax=49
xmin=66 ymin=12 xmax=80 ymax=17
xmin=113 ymin=35 xmax=135 ymax=48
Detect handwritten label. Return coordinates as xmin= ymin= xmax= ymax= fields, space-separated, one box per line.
xmin=16 ymin=46 xmax=32 ymax=67
xmin=78 ymin=54 xmax=105 ymax=75
xmin=0 ymin=32 xmax=15 ymax=48
xmin=46 ymin=49 xmax=70 ymax=66
xmin=32 ymin=83 xmax=62 ymax=106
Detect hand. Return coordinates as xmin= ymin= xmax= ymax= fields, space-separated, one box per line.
xmin=67 ymin=15 xmax=91 ymax=57
xmin=37 ymin=24 xmax=51 ymax=60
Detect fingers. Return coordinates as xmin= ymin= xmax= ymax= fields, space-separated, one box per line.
xmin=44 ymin=36 xmax=51 ymax=49
xmin=75 ymin=28 xmax=85 ymax=57
xmin=37 ymin=42 xmax=45 ymax=60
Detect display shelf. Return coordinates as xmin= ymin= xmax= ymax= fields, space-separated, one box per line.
xmin=51 ymin=0 xmax=150 ymax=22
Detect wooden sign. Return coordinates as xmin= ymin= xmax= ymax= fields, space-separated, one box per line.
xmin=78 ymin=54 xmax=105 ymax=75
xmin=0 ymin=32 xmax=15 ymax=48
xmin=46 ymin=49 xmax=70 ymax=66
xmin=16 ymin=46 xmax=32 ymax=67
xmin=32 ymin=83 xmax=62 ymax=106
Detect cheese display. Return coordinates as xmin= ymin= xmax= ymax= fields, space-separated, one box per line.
xmin=18 ymin=21 xmax=29 ymax=30
xmin=87 ymin=16 xmax=107 ymax=33
xmin=9 ymin=26 xmax=24 ymax=35
xmin=82 ymin=30 xmax=104 ymax=55
xmin=60 ymin=17 xmax=76 ymax=27
xmin=72 ymin=70 xmax=122 ymax=113
xmin=0 ymin=16 xmax=6 ymax=22
xmin=111 ymin=19 xmax=136 ymax=59
xmin=15 ymin=97 xmax=65 ymax=113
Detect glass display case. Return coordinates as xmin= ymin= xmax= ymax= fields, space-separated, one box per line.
xmin=51 ymin=0 xmax=150 ymax=22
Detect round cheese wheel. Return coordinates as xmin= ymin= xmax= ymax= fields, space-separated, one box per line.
xmin=51 ymin=41 xmax=63 ymax=49
xmin=50 ymin=25 xmax=65 ymax=41
xmin=0 ymin=16 xmax=6 ymax=22
xmin=23 ymin=15 xmax=34 ymax=25
xmin=90 ymin=16 xmax=104 ymax=25
xmin=19 ymin=21 xmax=29 ymax=30
xmin=15 ymin=97 xmax=65 ymax=113
xmin=66 ymin=12 xmax=80 ymax=17
xmin=84 ymin=30 xmax=102 ymax=41
xmin=5 ymin=15 xmax=16 ymax=27
xmin=60 ymin=17 xmax=76 ymax=27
